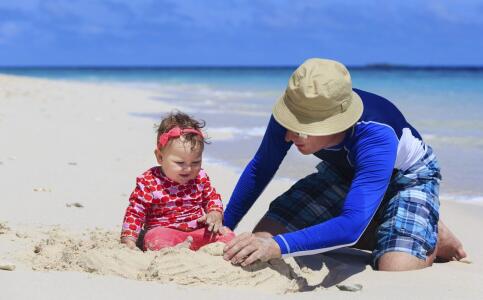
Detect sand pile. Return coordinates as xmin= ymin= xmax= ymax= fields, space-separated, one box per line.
xmin=4 ymin=225 xmax=326 ymax=294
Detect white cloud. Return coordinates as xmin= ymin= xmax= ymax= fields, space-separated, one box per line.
xmin=0 ymin=1 xmax=41 ymax=12
xmin=0 ymin=1 xmax=481 ymax=45
xmin=427 ymin=0 xmax=483 ymax=25
xmin=0 ymin=21 xmax=23 ymax=43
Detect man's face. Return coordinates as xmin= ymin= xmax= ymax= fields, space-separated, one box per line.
xmin=285 ymin=130 xmax=346 ymax=155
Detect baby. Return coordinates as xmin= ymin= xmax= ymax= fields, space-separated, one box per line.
xmin=120 ymin=111 xmax=235 ymax=251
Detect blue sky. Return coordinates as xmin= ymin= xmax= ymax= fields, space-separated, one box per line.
xmin=1 ymin=0 xmax=482 ymax=66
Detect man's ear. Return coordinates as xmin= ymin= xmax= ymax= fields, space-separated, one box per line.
xmin=154 ymin=148 xmax=163 ymax=165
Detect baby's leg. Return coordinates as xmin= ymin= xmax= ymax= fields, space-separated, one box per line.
xmin=189 ymin=227 xmax=236 ymax=250
xmin=216 ymin=227 xmax=236 ymax=244
xmin=174 ymin=235 xmax=193 ymax=249
xmin=144 ymin=227 xmax=191 ymax=251
xmin=188 ymin=228 xmax=214 ymax=250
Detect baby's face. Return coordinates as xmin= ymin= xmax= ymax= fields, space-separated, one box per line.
xmin=155 ymin=138 xmax=203 ymax=184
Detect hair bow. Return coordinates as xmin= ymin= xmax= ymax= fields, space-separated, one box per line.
xmin=158 ymin=127 xmax=203 ymax=148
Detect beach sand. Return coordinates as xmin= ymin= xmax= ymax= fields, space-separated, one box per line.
xmin=0 ymin=74 xmax=482 ymax=299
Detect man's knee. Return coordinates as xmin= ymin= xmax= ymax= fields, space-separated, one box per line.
xmin=377 ymin=251 xmax=435 ymax=271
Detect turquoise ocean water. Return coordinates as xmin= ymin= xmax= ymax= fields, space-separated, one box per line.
xmin=2 ymin=67 xmax=482 ymax=202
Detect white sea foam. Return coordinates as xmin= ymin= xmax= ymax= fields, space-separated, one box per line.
xmin=207 ymin=126 xmax=266 ymax=141
xmin=202 ymin=156 xmax=242 ymax=173
xmin=422 ymin=134 xmax=483 ymax=147
xmin=441 ymin=193 xmax=483 ymax=204
xmin=195 ymin=108 xmax=269 ymax=117
xmin=152 ymin=83 xmax=267 ymax=100
xmin=99 ymin=77 xmax=483 ymax=203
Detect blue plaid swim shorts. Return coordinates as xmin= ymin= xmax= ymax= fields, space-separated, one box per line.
xmin=265 ymin=146 xmax=441 ymax=267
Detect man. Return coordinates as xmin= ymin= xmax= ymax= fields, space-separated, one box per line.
xmin=222 ymin=58 xmax=466 ymax=271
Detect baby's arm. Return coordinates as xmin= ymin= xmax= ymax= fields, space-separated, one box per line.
xmin=197 ymin=210 xmax=223 ymax=233
xmin=199 ymin=173 xmax=224 ymax=233
xmin=120 ymin=177 xmax=150 ymax=248
xmin=121 ymin=237 xmax=137 ymax=249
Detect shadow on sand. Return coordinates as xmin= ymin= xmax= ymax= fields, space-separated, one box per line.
xmin=294 ymin=248 xmax=371 ymax=291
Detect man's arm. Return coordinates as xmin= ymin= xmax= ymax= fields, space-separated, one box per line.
xmin=224 ymin=116 xmax=291 ymax=230
xmin=273 ymin=124 xmax=398 ymax=256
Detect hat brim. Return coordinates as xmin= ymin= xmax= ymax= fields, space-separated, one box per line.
xmin=272 ymin=91 xmax=363 ymax=136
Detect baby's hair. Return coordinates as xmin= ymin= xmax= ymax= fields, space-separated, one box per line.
xmin=156 ymin=111 xmax=208 ymax=150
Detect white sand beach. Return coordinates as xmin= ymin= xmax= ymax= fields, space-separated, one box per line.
xmin=1 ymin=74 xmax=482 ymax=299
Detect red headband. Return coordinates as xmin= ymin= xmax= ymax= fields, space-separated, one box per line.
xmin=158 ymin=127 xmax=204 ymax=148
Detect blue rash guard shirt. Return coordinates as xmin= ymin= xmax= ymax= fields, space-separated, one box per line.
xmin=224 ymin=88 xmax=428 ymax=257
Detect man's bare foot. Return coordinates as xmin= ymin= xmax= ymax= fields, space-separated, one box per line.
xmin=436 ymin=221 xmax=467 ymax=261
xmin=174 ymin=236 xmax=193 ymax=249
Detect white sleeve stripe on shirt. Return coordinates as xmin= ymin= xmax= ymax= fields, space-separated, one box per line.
xmin=276 ymin=234 xmax=291 ymax=254
xmin=281 ymin=242 xmax=356 ymax=258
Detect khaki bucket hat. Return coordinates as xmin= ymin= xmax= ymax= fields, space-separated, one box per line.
xmin=273 ymin=58 xmax=363 ymax=136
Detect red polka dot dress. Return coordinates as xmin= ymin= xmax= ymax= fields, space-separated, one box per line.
xmin=121 ymin=167 xmax=223 ymax=241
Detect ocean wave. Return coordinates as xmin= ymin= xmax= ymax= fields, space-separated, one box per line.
xmin=422 ymin=134 xmax=483 ymax=147
xmin=441 ymin=193 xmax=483 ymax=204
xmin=143 ymin=83 xmax=278 ymax=117
xmin=207 ymin=126 xmax=266 ymax=141
xmin=128 ymin=82 xmax=279 ymax=100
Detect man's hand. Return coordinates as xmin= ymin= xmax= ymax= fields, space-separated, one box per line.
xmin=223 ymin=232 xmax=282 ymax=266
xmin=120 ymin=237 xmax=138 ymax=250
xmin=197 ymin=211 xmax=223 ymax=233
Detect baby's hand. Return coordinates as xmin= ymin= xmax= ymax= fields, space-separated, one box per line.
xmin=120 ymin=237 xmax=138 ymax=250
xmin=197 ymin=211 xmax=223 ymax=233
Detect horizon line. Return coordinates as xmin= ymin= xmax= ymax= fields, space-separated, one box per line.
xmin=1 ymin=64 xmax=483 ymax=70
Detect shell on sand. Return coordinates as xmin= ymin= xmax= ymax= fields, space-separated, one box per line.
xmin=336 ymin=283 xmax=363 ymax=292
xmin=0 ymin=222 xmax=10 ymax=234
xmin=0 ymin=263 xmax=16 ymax=271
